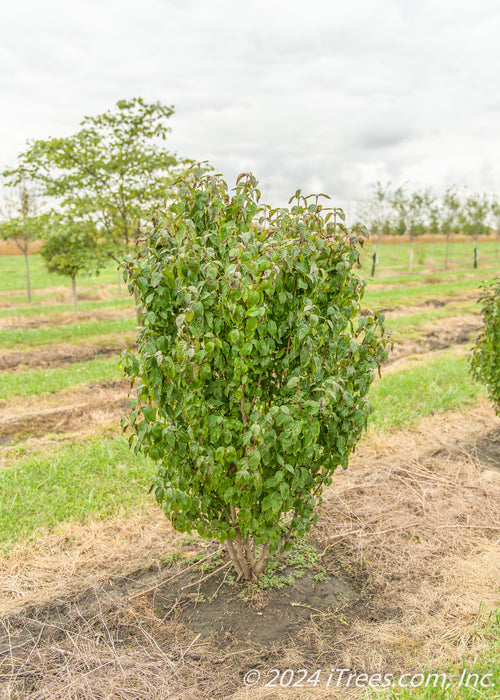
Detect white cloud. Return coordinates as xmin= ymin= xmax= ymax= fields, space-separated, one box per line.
xmin=1 ymin=0 xmax=500 ymax=210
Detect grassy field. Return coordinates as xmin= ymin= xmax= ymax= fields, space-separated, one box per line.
xmin=359 ymin=237 xmax=499 ymax=276
xmin=0 ymin=246 xmax=499 ymax=699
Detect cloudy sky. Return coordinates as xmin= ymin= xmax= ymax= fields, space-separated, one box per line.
xmin=2 ymin=0 xmax=499 ymax=214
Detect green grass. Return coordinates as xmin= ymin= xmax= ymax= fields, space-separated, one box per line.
xmin=369 ymin=352 xmax=484 ymax=431
xmin=0 ymin=254 xmax=122 ymax=292
xmin=0 ymin=356 xmax=123 ymax=400
xmin=363 ymin=278 xmax=485 ymax=309
xmin=0 ymin=316 xmax=136 ymax=349
xmin=0 ymin=436 xmax=154 ymax=550
xmin=384 ymin=304 xmax=478 ymax=338
xmin=371 ymin=608 xmax=499 ymax=699
xmin=359 ymin=238 xmax=500 ymax=276
xmin=0 ymin=295 xmax=134 ymax=319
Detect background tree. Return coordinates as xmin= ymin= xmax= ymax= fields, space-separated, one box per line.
xmin=461 ymin=193 xmax=490 ymax=268
xmin=490 ymin=197 xmax=500 ymax=258
xmin=440 ymin=186 xmax=462 ymax=269
xmin=358 ymin=181 xmax=395 ymax=276
xmin=3 ymin=97 xmax=193 ymax=279
xmin=0 ymin=183 xmax=47 ymax=302
xmin=41 ymin=217 xmax=102 ymax=314
xmin=121 ymin=171 xmax=388 ymax=580
xmin=391 ymin=186 xmax=434 ymax=273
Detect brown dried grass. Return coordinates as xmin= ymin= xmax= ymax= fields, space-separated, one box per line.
xmin=0 ymin=402 xmax=498 ymax=699
xmin=0 ymin=335 xmax=136 ymax=372
xmin=0 ymin=381 xmax=130 ymax=460
xmin=0 ymin=305 xmax=132 ymax=329
xmin=0 ymin=506 xmax=176 ymax=618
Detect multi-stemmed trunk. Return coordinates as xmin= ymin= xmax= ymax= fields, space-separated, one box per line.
xmin=224 ymin=503 xmax=271 ymax=580
xmin=225 ymin=536 xmax=270 ymax=581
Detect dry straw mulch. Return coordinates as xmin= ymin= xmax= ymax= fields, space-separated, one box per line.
xmin=0 ymin=399 xmax=499 ymax=699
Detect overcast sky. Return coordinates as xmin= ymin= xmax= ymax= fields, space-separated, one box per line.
xmin=2 ymin=0 xmax=500 ymax=214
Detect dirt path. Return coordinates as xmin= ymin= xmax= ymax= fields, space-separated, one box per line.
xmin=0 ymin=306 xmax=133 ymax=329
xmin=0 ymin=336 xmax=136 ymax=372
xmin=0 ymin=380 xmax=130 ymax=449
xmin=1 ymin=401 xmax=498 ymax=698
xmin=384 ymin=315 xmax=482 ymax=369
xmin=0 ymin=284 xmax=121 ymax=302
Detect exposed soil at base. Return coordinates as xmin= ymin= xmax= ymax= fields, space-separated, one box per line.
xmin=1 ymin=402 xmax=499 ymax=699
xmin=154 ymin=562 xmax=357 ymax=647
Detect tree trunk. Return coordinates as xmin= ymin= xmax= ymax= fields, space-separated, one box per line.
xmin=24 ymin=250 xmax=31 ymax=303
xmin=371 ymin=238 xmax=379 ymax=277
xmin=225 ymin=537 xmax=270 ymax=581
xmin=445 ymin=233 xmax=450 ymax=269
xmin=71 ymin=276 xmax=77 ymax=314
xmin=408 ymin=235 xmax=414 ymax=273
xmin=474 ymin=242 xmax=478 ymax=269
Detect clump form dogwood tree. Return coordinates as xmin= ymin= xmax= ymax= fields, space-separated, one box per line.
xmin=121 ymin=171 xmax=389 ymax=580
xmin=469 ymin=278 xmax=500 ymax=414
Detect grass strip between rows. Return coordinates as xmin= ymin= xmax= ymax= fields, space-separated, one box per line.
xmin=0 ymin=317 xmax=136 ymax=349
xmin=0 ymin=355 xmax=123 ymax=399
xmin=363 ymin=278 xmax=484 ymax=309
xmin=0 ymin=256 xmax=122 ymax=291
xmin=0 ymin=437 xmax=154 ymax=551
xmin=384 ymin=305 xmax=478 ymax=337
xmin=0 ymin=296 xmax=134 ymax=319
xmin=369 ymin=352 xmax=484 ymax=431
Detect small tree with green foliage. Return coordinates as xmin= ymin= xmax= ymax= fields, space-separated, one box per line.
xmin=3 ymin=98 xmax=194 ymax=290
xmin=0 ymin=183 xmax=47 ymax=302
xmin=490 ymin=197 xmax=500 ymax=258
xmin=461 ymin=193 xmax=490 ymax=268
xmin=440 ymin=186 xmax=462 ymax=269
xmin=391 ymin=186 xmax=434 ymax=273
xmin=358 ymin=181 xmax=395 ymax=276
xmin=121 ymin=171 xmax=389 ymax=580
xmin=41 ymin=217 xmax=101 ymax=313
xmin=469 ymin=279 xmax=500 ymax=414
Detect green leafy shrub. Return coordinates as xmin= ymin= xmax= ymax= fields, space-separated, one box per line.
xmin=469 ymin=278 xmax=500 ymax=413
xmin=121 ymin=171 xmax=388 ymax=580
